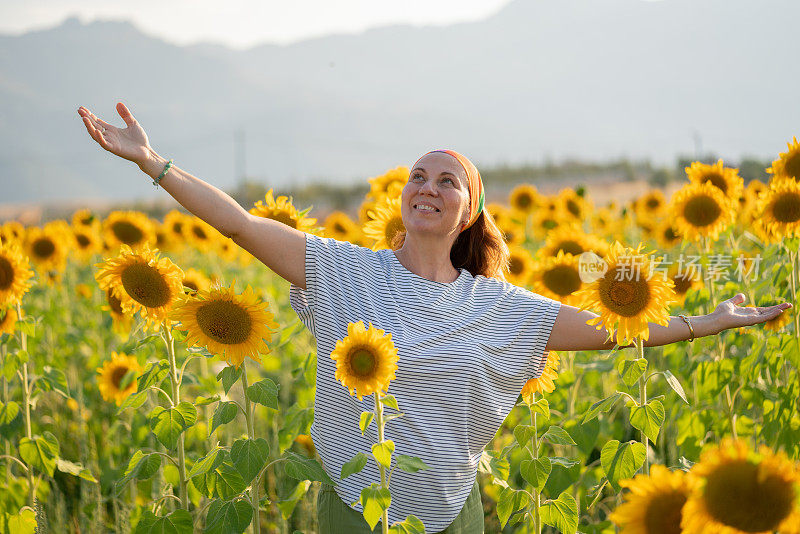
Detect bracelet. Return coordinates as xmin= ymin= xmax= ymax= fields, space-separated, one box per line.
xmin=678 ymin=314 xmax=695 ymax=342
xmin=153 ymin=159 xmax=173 ymax=188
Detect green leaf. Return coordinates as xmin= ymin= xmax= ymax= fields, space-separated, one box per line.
xmin=137 ymin=360 xmax=169 ymax=393
xmin=520 ymin=457 xmax=551 ymax=492
xmin=246 ymin=379 xmax=279 ymax=410
xmin=210 ymin=402 xmax=239 ymax=436
xmin=550 ymin=457 xmax=580 ymax=469
xmin=211 ymin=462 xmax=247 ymax=500
xmin=56 ymin=458 xmax=97 ymax=482
xmin=359 ymin=412 xmax=374 ymax=435
xmin=497 ymin=487 xmax=531 ymax=529
xmin=601 ymin=440 xmax=647 ymax=491
xmin=371 ymin=440 xmax=395 ymax=469
xmin=117 ymin=390 xmax=148 ymax=414
xmin=203 ymin=499 xmax=252 ymax=534
xmin=582 ymin=392 xmax=621 ymax=424
xmin=134 ymin=509 xmax=193 ymax=533
xmin=629 ymin=399 xmax=665 ymax=444
xmin=395 ymin=455 xmax=429 ymax=474
xmin=662 ymin=370 xmax=689 ymax=404
xmin=360 ymin=483 xmax=391 ymax=530
xmin=216 ymin=366 xmax=242 ymax=394
xmin=19 ymin=431 xmax=59 ymax=476
xmin=513 ymin=425 xmax=535 ymax=447
xmin=149 ymin=402 xmax=197 ymax=449
xmin=283 ymin=451 xmax=335 ymax=485
xmin=195 ymin=394 xmax=221 ymax=406
xmin=540 ymin=491 xmax=579 ymax=534
xmin=389 ymin=514 xmax=426 ymax=534
xmin=118 ymin=451 xmax=162 ymax=492
xmin=187 ymin=447 xmax=226 ymax=479
xmin=2 ymin=350 xmax=20 ymax=380
xmin=541 ymin=426 xmax=577 ymax=446
xmin=230 ymin=438 xmax=269 ymax=484
xmin=0 ymin=400 xmax=22 ymax=439
xmin=380 ymin=394 xmax=399 ymax=411
xmin=531 ymin=398 xmax=550 ymax=420
xmin=36 ymin=366 xmax=70 ymax=398
xmin=2 ymin=508 xmax=36 ymax=534
xmin=618 ymin=358 xmax=648 ymax=387
xmin=277 ymin=481 xmax=310 ymax=520
xmin=341 ymin=452 xmax=369 ymax=479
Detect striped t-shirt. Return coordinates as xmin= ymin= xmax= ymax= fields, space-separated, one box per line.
xmin=288 ymin=233 xmax=561 ymax=532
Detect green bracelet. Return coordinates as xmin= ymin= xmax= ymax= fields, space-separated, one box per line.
xmin=153 ymin=159 xmax=173 ymax=188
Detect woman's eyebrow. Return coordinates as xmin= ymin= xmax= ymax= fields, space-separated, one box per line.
xmin=411 ymin=167 xmax=457 ymax=178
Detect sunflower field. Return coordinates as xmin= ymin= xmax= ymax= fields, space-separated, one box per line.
xmin=1 ymin=138 xmax=800 ymax=534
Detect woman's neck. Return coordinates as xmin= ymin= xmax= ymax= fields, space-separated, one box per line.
xmin=393 ymin=235 xmax=459 ymax=283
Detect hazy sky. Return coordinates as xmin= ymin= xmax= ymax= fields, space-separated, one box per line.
xmin=1 ymin=0 xmax=513 ymax=49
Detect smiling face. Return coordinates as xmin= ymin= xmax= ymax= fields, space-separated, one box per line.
xmin=401 ymin=151 xmax=471 ymax=240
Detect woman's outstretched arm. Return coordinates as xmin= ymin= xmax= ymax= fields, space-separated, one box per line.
xmin=545 ymin=293 xmax=792 ymax=352
xmin=78 ymin=103 xmax=307 ymax=289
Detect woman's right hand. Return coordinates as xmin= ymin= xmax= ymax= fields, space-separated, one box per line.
xmin=77 ymin=102 xmax=151 ymax=166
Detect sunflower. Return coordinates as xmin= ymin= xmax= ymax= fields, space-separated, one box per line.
xmin=669 ymin=182 xmax=736 ymax=242
xmin=509 ymin=184 xmax=542 ymax=215
xmin=95 ymin=244 xmax=185 ymax=330
xmin=573 ymin=242 xmax=676 ymax=346
xmin=181 ymin=268 xmax=212 ymax=296
xmin=610 ymin=464 xmax=691 ymax=534
xmin=529 ymin=211 xmax=569 ymax=240
xmin=686 ymin=159 xmax=744 ymax=201
xmin=653 ymin=220 xmax=682 ymax=250
xmin=249 ymin=189 xmax=317 ymax=233
xmin=363 ymin=196 xmax=405 ymax=251
xmin=71 ymin=208 xmax=99 ymax=230
xmin=530 ymin=250 xmax=585 ymax=306
xmin=682 ymin=439 xmax=800 ymax=534
xmin=505 ymin=246 xmax=536 ymax=287
xmin=0 ymin=307 xmax=18 ymax=336
xmin=0 ymin=243 xmax=34 ymax=308
xmin=96 ymin=352 xmax=143 ymax=406
xmin=495 ymin=215 xmax=526 ymax=247
xmin=558 ymin=188 xmax=593 ymax=222
xmin=102 ymin=210 xmax=156 ymax=251
xmin=521 ymin=351 xmax=560 ymax=398
xmin=295 ymin=434 xmax=317 ymax=458
xmin=367 ymin=166 xmax=409 ymax=201
xmin=171 ymin=282 xmax=279 ymax=367
xmin=330 ymin=320 xmax=399 ymax=401
xmin=633 ymin=189 xmax=668 ymax=222
xmin=103 ymin=288 xmax=133 ymax=337
xmin=666 ymin=264 xmax=703 ymax=309
xmin=24 ymin=223 xmax=69 ymax=276
xmin=323 ymin=211 xmax=359 ymax=242
xmin=540 ymin=226 xmax=609 ymax=259
xmin=0 ymin=221 xmax=25 ymax=247
xmin=755 ymin=178 xmax=800 ymax=242
xmin=358 ymin=198 xmax=380 ymax=224
xmin=485 ymin=202 xmax=510 ymax=223
xmin=767 ymin=136 xmax=800 ymax=183
xmin=71 ymin=224 xmax=102 ymax=263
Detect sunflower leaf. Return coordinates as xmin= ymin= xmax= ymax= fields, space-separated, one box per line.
xmin=187 ymin=447 xmax=227 ymax=479
xmin=203 ymin=499 xmax=252 ymax=534
xmin=118 ymin=451 xmax=162 ymax=493
xmin=380 ymin=395 xmax=399 ymax=411
xmin=33 ymin=366 xmax=70 ymax=398
xmin=0 ymin=400 xmax=23 ymax=439
xmin=137 ymin=360 xmax=170 ymax=393
xmin=216 ymin=366 xmax=242 ymax=395
xmin=230 ymin=438 xmax=269 ymax=484
xmin=134 ymin=509 xmax=193 ymax=534
xmin=283 ymin=451 xmax=335 ymax=485
xmin=541 ymin=426 xmax=577 ymax=446
xmin=341 ymin=452 xmax=369 ymax=479
xmin=149 ymin=402 xmax=197 ymax=450
xmin=629 ymin=399 xmax=665 ymax=444
xmin=56 ymin=459 xmax=97 ymax=483
xmin=246 ymin=379 xmax=279 ymax=410
xmin=210 ymin=402 xmax=239 ymax=436
xmin=540 ymin=491 xmax=579 ymax=534
xmin=388 ymin=514 xmax=425 ymax=534
xmin=581 ymin=392 xmax=621 ymax=424
xmin=520 ymin=458 xmax=551 ymax=492
xmin=360 ymin=411 xmax=374 ymax=435
xmin=531 ymin=398 xmax=549 ymax=420
xmin=600 ymin=440 xmax=646 ymax=491
xmin=211 ymin=462 xmax=247 ymax=501
xmin=117 ymin=390 xmax=148 ymax=414
xmin=395 ymin=455 xmax=429 ymax=474
xmin=662 ymin=370 xmax=689 ymax=404
xmin=513 ymin=425 xmax=535 ymax=448
xmin=360 ymin=483 xmax=391 ymax=530
xmin=496 ymin=487 xmax=531 ymax=529
xmin=371 ymin=440 xmax=395 ymax=469
xmin=618 ymin=358 xmax=648 ymax=387
xmin=19 ymin=431 xmax=59 ymax=477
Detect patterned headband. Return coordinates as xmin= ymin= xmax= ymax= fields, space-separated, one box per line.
xmin=412 ymin=149 xmax=485 ymax=232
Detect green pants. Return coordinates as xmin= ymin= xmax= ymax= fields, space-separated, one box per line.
xmin=316 ymin=479 xmax=484 ymax=533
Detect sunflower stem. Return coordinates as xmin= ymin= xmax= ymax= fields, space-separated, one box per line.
xmin=14 ymin=302 xmax=35 ymax=509
xmin=161 ymin=321 xmax=188 ymax=510
xmin=374 ymin=393 xmax=389 ymax=534
xmin=529 ymin=393 xmax=542 ymax=534
xmin=240 ymin=361 xmax=261 ymax=534
xmin=636 ymin=337 xmax=650 ymax=476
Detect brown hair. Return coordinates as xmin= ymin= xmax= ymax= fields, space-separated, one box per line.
xmin=390 ymin=210 xmax=510 ymax=281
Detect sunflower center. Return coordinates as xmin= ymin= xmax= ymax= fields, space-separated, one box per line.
xmin=385 ymin=217 xmax=405 ymax=246
xmin=701 ymin=172 xmax=728 ymax=193
xmin=663 ymin=226 xmax=678 ymax=242
xmin=76 ymin=234 xmax=91 ymax=248
xmin=192 ymin=225 xmax=207 ymax=240
xmin=120 ymin=262 xmax=172 ymax=308
xmin=509 ymin=257 xmax=525 ymax=276
xmin=334 ymin=222 xmax=346 ymax=233
xmin=183 ymin=280 xmax=198 ymax=293
xmin=772 ymin=191 xmax=800 ymax=223
xmin=557 ymin=240 xmax=584 ymax=256
xmin=172 ymin=222 xmax=183 ymax=234
xmin=111 ymin=221 xmax=145 ymax=245
xmin=349 ymin=348 xmax=377 ymax=377
xmin=598 ymin=265 xmax=651 ymax=317
xmin=643 ymin=490 xmax=686 ymax=534
xmin=110 ymin=366 xmax=131 ymax=389
xmin=704 ymin=459 xmax=795 ymax=531
xmin=646 ymin=197 xmax=661 ymax=210
xmin=268 ymin=211 xmax=298 ymax=229
xmin=32 ymin=238 xmax=55 ymax=259
xmin=683 ymin=195 xmax=722 ymax=227
xmin=543 ymin=265 xmax=582 ymax=297
xmin=195 ymin=300 xmax=252 ymax=345
xmin=566 ymin=200 xmax=580 ymax=217
xmin=785 ymin=152 xmax=800 ymax=180
xmin=514 ymin=193 xmax=532 ymax=210
xmin=0 ymin=256 xmax=13 ymax=290
xmin=672 ymin=273 xmax=693 ymax=295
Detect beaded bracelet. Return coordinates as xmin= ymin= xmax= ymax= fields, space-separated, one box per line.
xmin=678 ymin=314 xmax=695 ymax=342
xmin=153 ymin=159 xmax=173 ymax=188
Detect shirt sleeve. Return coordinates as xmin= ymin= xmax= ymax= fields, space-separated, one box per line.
xmin=288 ymin=233 xmax=373 ymax=338
xmin=509 ymin=287 xmax=562 ymax=382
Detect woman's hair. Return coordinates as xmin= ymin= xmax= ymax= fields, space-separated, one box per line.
xmin=390 ymin=209 xmax=511 ymax=281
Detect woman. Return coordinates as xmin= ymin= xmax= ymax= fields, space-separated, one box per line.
xmin=78 ymin=103 xmax=791 ymax=533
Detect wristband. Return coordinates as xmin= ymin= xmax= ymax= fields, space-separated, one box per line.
xmin=678 ymin=314 xmax=695 ymax=342
xmin=153 ymin=159 xmax=173 ymax=188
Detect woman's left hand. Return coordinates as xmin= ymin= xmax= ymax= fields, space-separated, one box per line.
xmin=710 ymin=293 xmax=792 ymax=332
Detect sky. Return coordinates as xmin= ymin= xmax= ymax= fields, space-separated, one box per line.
xmin=0 ymin=0 xmax=514 ymax=49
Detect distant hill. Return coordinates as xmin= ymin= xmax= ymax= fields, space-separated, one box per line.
xmin=0 ymin=0 xmax=798 ymax=204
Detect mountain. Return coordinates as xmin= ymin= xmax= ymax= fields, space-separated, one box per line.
xmin=0 ymin=0 xmax=798 ymax=205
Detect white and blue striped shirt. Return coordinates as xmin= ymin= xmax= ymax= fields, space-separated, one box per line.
xmin=289 ymin=233 xmax=561 ymax=532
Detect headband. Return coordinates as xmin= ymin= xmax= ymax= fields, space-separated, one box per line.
xmin=411 ymin=149 xmax=485 ymax=232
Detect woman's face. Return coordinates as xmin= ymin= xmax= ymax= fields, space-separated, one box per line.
xmin=401 ymin=151 xmax=471 ymax=238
